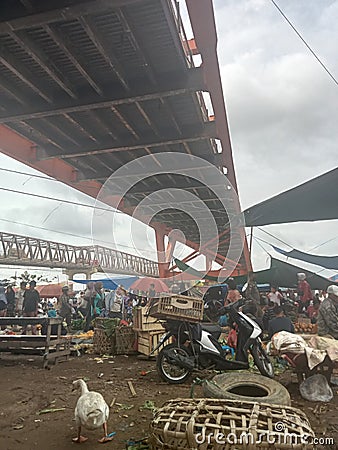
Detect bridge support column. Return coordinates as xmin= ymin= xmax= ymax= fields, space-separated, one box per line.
xmin=65 ymin=268 xmax=98 ymax=281
xmin=205 ymin=255 xmax=212 ymax=272
xmin=153 ymin=223 xmax=170 ymax=278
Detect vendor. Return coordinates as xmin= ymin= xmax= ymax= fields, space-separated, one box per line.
xmin=268 ymin=306 xmax=294 ymax=339
xmin=297 ymin=273 xmax=313 ymax=313
xmin=317 ymin=285 xmax=338 ymax=339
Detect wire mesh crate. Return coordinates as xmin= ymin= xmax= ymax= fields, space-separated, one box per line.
xmin=93 ymin=328 xmax=114 ymax=355
xmin=147 ymin=295 xmax=204 ymax=322
xmin=150 ymin=398 xmax=315 ymax=450
xmin=115 ymin=326 xmax=137 ymax=355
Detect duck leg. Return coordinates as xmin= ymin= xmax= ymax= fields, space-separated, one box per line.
xmin=98 ymin=423 xmax=114 ymax=443
xmin=72 ymin=426 xmax=88 ymax=443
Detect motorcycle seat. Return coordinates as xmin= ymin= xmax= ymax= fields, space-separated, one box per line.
xmin=201 ymin=323 xmax=222 ymax=335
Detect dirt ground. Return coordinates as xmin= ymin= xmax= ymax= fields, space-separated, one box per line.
xmin=0 ymin=354 xmax=337 ymax=450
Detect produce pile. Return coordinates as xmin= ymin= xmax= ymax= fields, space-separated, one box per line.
xmin=294 ymin=322 xmax=318 ymax=334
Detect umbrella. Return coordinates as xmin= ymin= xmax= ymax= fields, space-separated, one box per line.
xmin=130 ymin=277 xmax=169 ymax=294
xmin=37 ymin=282 xmax=73 ymax=298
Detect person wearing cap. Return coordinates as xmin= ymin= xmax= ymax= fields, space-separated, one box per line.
xmin=317 ymin=285 xmax=338 ymax=339
xmin=297 ymin=273 xmax=313 ymax=313
xmin=57 ymin=285 xmax=72 ymax=333
xmin=22 ymin=280 xmax=40 ymax=334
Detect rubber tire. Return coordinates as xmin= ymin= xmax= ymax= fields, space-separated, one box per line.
xmin=251 ymin=342 xmax=275 ymax=378
xmin=156 ymin=344 xmax=191 ymax=384
xmin=203 ymin=372 xmax=291 ymax=406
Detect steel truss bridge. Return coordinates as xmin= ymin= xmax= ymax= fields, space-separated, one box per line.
xmin=0 ymin=232 xmax=158 ymax=277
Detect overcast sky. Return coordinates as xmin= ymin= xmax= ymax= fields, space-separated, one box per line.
xmin=0 ymin=0 xmax=337 ymax=281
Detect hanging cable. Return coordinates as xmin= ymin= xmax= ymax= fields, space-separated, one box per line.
xmin=270 ymin=0 xmax=338 ymax=87
xmin=0 ymin=186 xmax=124 ymax=214
xmin=256 ymin=227 xmax=292 ymax=248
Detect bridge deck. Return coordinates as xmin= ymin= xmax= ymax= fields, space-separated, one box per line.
xmin=0 ymin=0 xmax=249 ymax=273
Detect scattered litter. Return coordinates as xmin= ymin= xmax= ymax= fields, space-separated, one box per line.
xmin=139 ymin=371 xmax=153 ymax=376
xmin=58 ymin=376 xmax=67 ymax=380
xmin=34 ymin=419 xmax=42 ymax=423
xmin=110 ymin=397 xmax=117 ymax=408
xmin=37 ymin=408 xmax=66 ymax=415
xmin=127 ymin=381 xmax=137 ymax=397
xmin=330 ymin=376 xmax=338 ymax=386
xmin=98 ymin=372 xmax=104 ymax=378
xmin=139 ymin=400 xmax=156 ymax=412
xmin=13 ymin=425 xmax=24 ymax=430
xmin=300 ymin=374 xmax=333 ymax=402
xmin=116 ymin=403 xmax=134 ymax=410
xmin=126 ymin=438 xmax=150 ymax=449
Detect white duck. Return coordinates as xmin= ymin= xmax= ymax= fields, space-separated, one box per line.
xmin=72 ymin=379 xmax=112 ymax=443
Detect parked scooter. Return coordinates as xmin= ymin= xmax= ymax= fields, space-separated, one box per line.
xmin=151 ymin=299 xmax=274 ymax=384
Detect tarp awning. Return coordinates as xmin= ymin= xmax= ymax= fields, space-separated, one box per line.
xmin=272 ymin=246 xmax=338 ymax=270
xmin=174 ymin=258 xmax=219 ymax=281
xmin=73 ymin=277 xmax=139 ymax=291
xmin=232 ymin=258 xmax=336 ymax=290
xmin=244 ymin=167 xmax=338 ymax=226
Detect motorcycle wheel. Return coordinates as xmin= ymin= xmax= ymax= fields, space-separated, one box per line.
xmin=251 ymin=342 xmax=274 ymax=378
xmin=156 ymin=344 xmax=191 ymax=384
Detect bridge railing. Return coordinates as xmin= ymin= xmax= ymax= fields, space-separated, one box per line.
xmin=0 ymin=232 xmax=159 ymax=277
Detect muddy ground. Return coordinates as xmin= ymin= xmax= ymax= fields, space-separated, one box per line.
xmin=0 ymin=354 xmax=337 ymax=450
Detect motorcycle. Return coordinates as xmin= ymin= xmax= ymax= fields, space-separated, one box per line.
xmin=150 ymin=299 xmax=274 ymax=384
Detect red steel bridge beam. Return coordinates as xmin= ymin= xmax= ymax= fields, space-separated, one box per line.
xmin=185 ymin=0 xmax=252 ymax=273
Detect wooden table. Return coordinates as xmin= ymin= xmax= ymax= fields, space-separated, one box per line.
xmin=0 ymin=317 xmax=70 ymax=368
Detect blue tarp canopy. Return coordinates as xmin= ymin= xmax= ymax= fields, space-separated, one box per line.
xmin=73 ymin=276 xmax=138 ymax=291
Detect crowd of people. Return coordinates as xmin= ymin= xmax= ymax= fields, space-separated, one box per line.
xmin=0 ymin=273 xmax=338 ymax=342
xmin=219 ymin=272 xmax=338 ymax=341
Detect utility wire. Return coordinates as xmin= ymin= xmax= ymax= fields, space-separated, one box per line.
xmin=258 ymin=225 xmax=338 ymax=255
xmin=270 ymin=0 xmax=338 ymax=87
xmin=0 ymin=186 xmax=124 ymax=214
xmin=256 ymin=226 xmax=292 ymax=249
xmin=253 ymin=236 xmax=271 ymax=258
xmin=0 ymin=166 xmax=99 ymax=191
xmin=307 ymin=235 xmax=338 ymax=252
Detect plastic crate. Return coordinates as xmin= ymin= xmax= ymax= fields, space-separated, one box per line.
xmin=148 ymin=295 xmax=204 ymax=322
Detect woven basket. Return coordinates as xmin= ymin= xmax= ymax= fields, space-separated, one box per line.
xmin=150 ymin=398 xmax=315 ymax=449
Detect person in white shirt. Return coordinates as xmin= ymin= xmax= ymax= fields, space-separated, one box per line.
xmin=268 ymin=286 xmax=283 ymax=306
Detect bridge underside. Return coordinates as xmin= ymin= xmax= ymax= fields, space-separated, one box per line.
xmin=0 ymin=0 xmax=251 ymax=278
